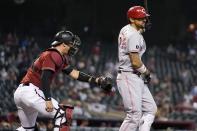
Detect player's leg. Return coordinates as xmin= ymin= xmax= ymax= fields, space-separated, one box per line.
xmin=117 ymin=73 xmax=143 ymax=131
xmin=14 ymin=85 xmax=38 ymax=131
xmin=32 ymin=88 xmax=73 ymax=131
xmin=14 ymin=84 xmax=73 ymax=131
xmin=139 ymin=85 xmax=157 ymax=131
xmin=15 ymin=108 xmax=38 ymax=131
xmin=33 ymin=97 xmax=66 ymax=131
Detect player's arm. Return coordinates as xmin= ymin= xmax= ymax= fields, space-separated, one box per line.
xmin=63 ymin=66 xmax=112 ymax=90
xmin=129 ymin=52 xmax=149 ymax=75
xmin=63 ymin=66 xmax=113 ymax=93
xmin=41 ymin=69 xmax=54 ymax=101
xmin=63 ymin=65 xmax=99 ymax=84
xmin=129 ymin=52 xmax=151 ymax=84
xmin=41 ymin=52 xmax=61 ymax=112
xmin=41 ymin=69 xmax=54 ymax=112
xmin=127 ymin=33 xmax=149 ymax=75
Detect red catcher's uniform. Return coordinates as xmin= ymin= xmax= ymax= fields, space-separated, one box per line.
xmin=21 ymin=48 xmax=69 ymax=88
xmin=14 ymin=48 xmax=70 ymax=130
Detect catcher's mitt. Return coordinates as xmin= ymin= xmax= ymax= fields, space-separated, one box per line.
xmin=98 ymin=76 xmax=113 ymax=94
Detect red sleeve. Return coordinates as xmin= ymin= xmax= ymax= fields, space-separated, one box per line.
xmin=42 ymin=51 xmax=63 ymax=71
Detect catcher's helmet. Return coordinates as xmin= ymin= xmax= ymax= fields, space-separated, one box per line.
xmin=127 ymin=6 xmax=150 ymax=19
xmin=51 ymin=30 xmax=81 ymax=56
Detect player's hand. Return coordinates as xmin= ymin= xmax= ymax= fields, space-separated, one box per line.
xmin=45 ymin=100 xmax=54 ymax=112
xmin=142 ymin=70 xmax=151 ymax=84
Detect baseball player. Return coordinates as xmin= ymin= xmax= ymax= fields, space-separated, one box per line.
xmin=116 ymin=6 xmax=157 ymax=131
xmin=14 ymin=30 xmax=113 ymax=131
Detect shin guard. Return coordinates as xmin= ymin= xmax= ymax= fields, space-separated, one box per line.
xmin=53 ymin=104 xmax=74 ymax=131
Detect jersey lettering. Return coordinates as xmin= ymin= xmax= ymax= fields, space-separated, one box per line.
xmin=119 ymin=33 xmax=127 ymax=49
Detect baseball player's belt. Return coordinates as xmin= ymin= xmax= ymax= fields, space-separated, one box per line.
xmin=21 ymin=82 xmax=30 ymax=86
xmin=118 ymin=70 xmax=141 ymax=77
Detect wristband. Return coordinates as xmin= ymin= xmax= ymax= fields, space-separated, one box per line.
xmin=63 ymin=65 xmax=73 ymax=75
xmin=136 ymin=64 xmax=147 ymax=74
xmin=77 ymin=72 xmax=92 ymax=82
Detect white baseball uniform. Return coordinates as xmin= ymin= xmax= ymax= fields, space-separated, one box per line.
xmin=116 ymin=24 xmax=157 ymax=131
xmin=14 ymin=83 xmax=66 ymax=131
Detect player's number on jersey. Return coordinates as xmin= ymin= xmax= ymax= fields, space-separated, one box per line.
xmin=119 ymin=34 xmax=126 ymax=49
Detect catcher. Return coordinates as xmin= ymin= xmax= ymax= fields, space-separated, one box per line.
xmin=14 ymin=30 xmax=113 ymax=131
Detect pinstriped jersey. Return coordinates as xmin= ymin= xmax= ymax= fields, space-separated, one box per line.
xmin=118 ymin=24 xmax=146 ymax=72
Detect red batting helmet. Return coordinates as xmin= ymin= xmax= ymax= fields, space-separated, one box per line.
xmin=127 ymin=6 xmax=150 ymax=19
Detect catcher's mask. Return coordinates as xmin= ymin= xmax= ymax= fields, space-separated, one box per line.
xmin=51 ymin=30 xmax=81 ymax=56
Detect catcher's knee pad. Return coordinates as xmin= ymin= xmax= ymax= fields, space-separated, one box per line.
xmin=53 ymin=104 xmax=74 ymax=131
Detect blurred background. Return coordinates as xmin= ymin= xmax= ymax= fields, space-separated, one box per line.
xmin=0 ymin=0 xmax=197 ymax=130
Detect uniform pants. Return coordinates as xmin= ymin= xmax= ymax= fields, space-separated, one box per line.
xmin=116 ymin=72 xmax=157 ymax=131
xmin=14 ymin=83 xmax=65 ymax=131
